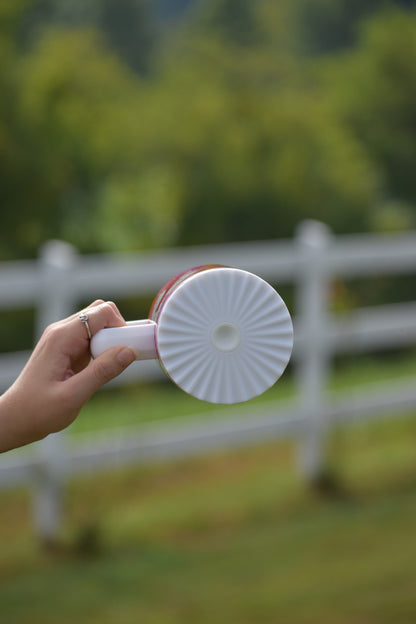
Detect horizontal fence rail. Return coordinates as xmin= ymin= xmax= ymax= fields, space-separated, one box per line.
xmin=1 ymin=221 xmax=416 ymax=541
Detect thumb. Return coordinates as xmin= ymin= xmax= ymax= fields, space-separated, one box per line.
xmin=69 ymin=346 xmax=137 ymax=405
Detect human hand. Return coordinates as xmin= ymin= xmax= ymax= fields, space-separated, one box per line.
xmin=0 ymin=300 xmax=137 ymax=452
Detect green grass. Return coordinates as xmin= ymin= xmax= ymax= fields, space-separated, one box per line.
xmin=1 ymin=353 xmax=416 ymax=622
xmin=0 ymin=412 xmax=416 ymax=623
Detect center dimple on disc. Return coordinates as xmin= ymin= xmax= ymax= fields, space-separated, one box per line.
xmin=211 ymin=322 xmax=241 ymax=352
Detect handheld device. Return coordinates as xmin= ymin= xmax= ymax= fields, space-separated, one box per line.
xmin=91 ymin=266 xmax=293 ymax=404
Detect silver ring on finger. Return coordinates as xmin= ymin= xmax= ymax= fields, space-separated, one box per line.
xmin=79 ymin=312 xmax=92 ymax=340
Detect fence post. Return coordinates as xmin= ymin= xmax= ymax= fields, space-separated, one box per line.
xmin=33 ymin=240 xmax=77 ymax=545
xmin=295 ymin=220 xmax=332 ymax=482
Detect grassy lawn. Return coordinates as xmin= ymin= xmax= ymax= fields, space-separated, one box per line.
xmin=0 ymin=412 xmax=416 ymax=622
xmin=0 ymin=353 xmax=416 ymax=623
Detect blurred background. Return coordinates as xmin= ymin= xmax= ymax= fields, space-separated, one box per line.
xmin=1 ymin=0 xmax=416 ymax=622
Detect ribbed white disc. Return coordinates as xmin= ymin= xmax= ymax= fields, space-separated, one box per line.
xmin=156 ymin=268 xmax=293 ymax=404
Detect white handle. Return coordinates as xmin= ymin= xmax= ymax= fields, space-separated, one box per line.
xmin=90 ymin=320 xmax=157 ymax=360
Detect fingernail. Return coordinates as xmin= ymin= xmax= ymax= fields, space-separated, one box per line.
xmin=117 ymin=347 xmax=138 ymax=366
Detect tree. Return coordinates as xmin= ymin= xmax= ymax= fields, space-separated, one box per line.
xmin=323 ymin=9 xmax=416 ymax=222
xmin=291 ymin=0 xmax=391 ymax=56
xmin=191 ymin=0 xmax=261 ymax=46
xmin=143 ymin=32 xmax=379 ymax=245
xmin=0 ymin=24 xmax=156 ymax=259
xmin=20 ymin=0 xmax=158 ymax=74
xmin=0 ymin=0 xmax=47 ymax=259
xmin=2 ymin=0 xmax=414 ymax=262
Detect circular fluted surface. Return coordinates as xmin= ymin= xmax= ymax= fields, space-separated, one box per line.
xmin=156 ymin=267 xmax=293 ymax=404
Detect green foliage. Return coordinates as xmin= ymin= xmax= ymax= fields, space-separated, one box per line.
xmin=1 ymin=26 xmax=146 ymax=257
xmin=323 ymin=10 xmax=416 ymax=210
xmin=192 ymin=0 xmax=262 ymax=46
xmin=137 ymin=29 xmax=379 ymax=243
xmin=20 ymin=0 xmax=158 ymax=73
xmin=0 ymin=0 xmax=416 ymax=260
xmin=96 ymin=167 xmax=182 ymax=250
xmin=291 ymin=0 xmax=391 ymax=55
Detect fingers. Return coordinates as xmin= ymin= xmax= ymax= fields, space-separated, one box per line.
xmin=89 ymin=300 xmax=106 ymax=308
xmin=37 ymin=301 xmax=128 ymax=367
xmin=64 ymin=345 xmax=137 ymax=406
xmin=82 ymin=300 xmax=126 ymax=333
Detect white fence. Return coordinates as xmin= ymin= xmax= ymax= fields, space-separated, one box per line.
xmin=2 ymin=220 xmax=416 ymax=542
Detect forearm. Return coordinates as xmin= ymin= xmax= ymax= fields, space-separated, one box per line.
xmin=0 ymin=385 xmax=45 ymax=453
